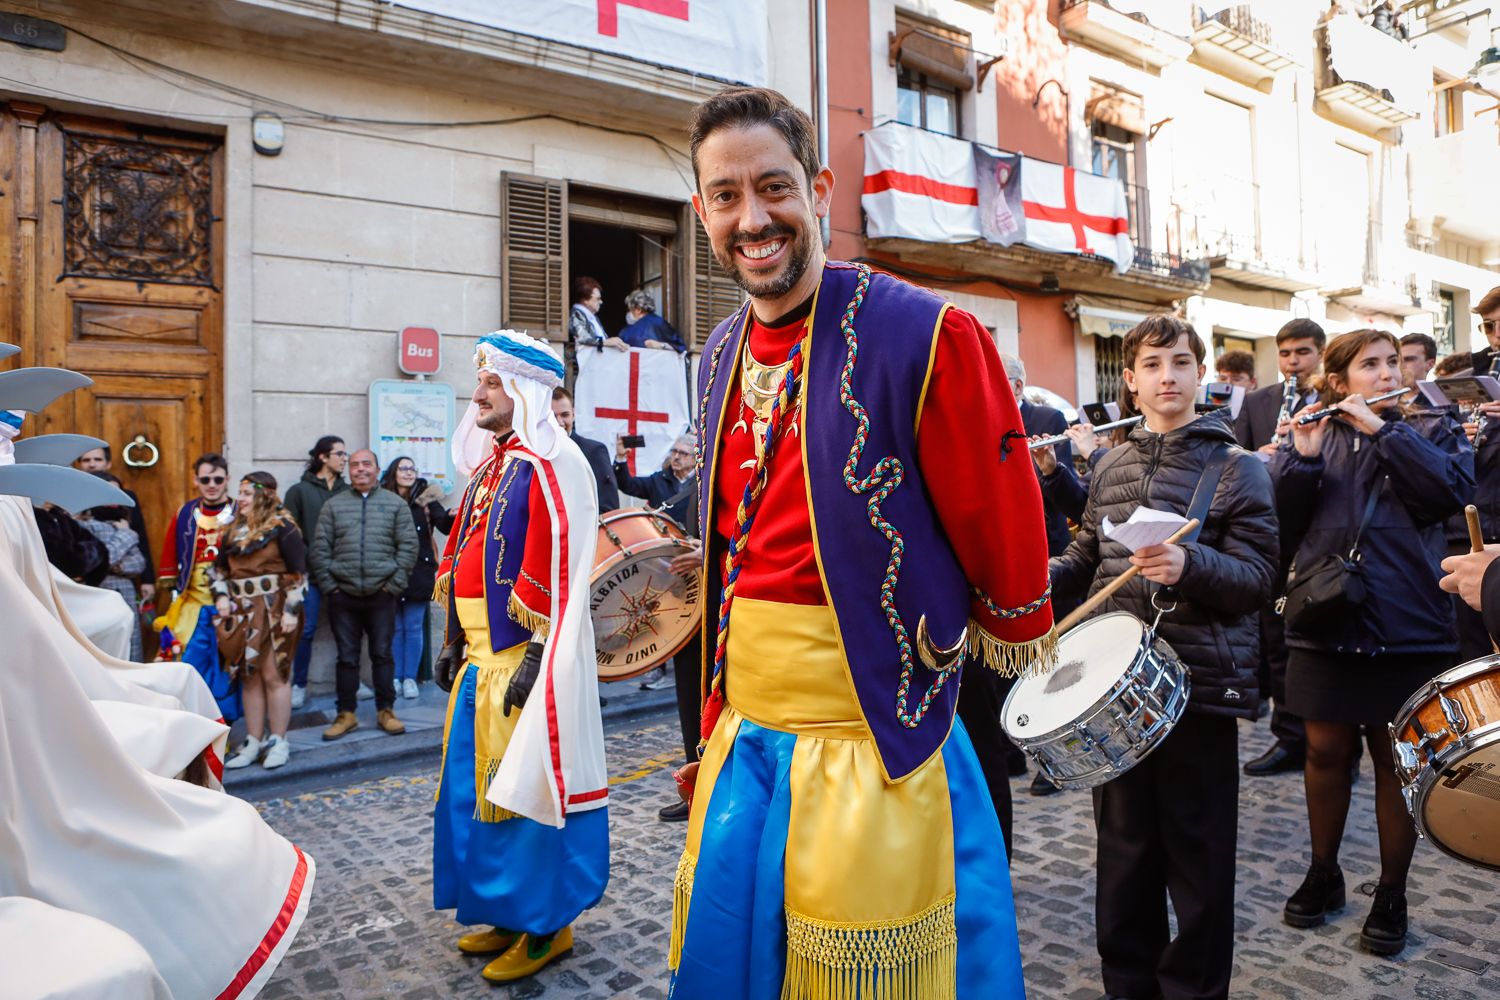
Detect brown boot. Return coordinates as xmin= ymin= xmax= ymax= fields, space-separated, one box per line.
xmin=377 ymin=708 xmax=406 ymax=735
xmin=322 ymin=711 xmax=359 ymax=741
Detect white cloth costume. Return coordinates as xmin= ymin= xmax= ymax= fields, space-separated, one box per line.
xmin=0 ymin=897 xmax=173 ymax=1000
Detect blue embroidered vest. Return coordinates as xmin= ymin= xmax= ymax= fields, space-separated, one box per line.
xmin=446 ymin=450 xmax=535 ymax=653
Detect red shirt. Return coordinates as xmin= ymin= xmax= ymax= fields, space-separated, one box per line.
xmin=439 ymin=436 xmax=552 ymax=618
xmin=711 ymin=301 xmax=1053 ymax=646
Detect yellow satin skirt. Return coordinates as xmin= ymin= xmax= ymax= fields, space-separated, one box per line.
xmin=437 ymin=596 xmax=526 ymax=823
xmin=668 ymin=597 xmax=1024 ymax=1000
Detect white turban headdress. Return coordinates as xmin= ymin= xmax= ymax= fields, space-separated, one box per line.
xmin=452 ymin=330 xmax=567 ymax=477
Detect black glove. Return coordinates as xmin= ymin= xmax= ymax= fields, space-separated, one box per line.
xmin=502 ymin=641 xmax=546 ymax=715
xmin=434 ymin=637 xmax=466 ymax=694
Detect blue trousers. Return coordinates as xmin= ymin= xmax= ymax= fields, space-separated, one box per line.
xmin=291 ymin=582 xmax=321 ymax=687
xmin=393 ymin=597 xmax=426 ymax=682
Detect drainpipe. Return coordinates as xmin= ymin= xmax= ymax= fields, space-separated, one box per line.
xmin=815 ymin=0 xmax=830 ymax=247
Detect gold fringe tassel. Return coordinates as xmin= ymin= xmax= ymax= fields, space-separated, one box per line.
xmin=508 ymin=591 xmax=551 ymax=638
xmin=781 ymin=893 xmax=958 ymax=1000
xmin=667 ymin=851 xmax=696 ymax=971
xmin=472 ymin=754 xmax=524 ymax=824
xmin=965 ymin=623 xmax=1059 ymax=679
xmin=432 ymin=571 xmax=451 ymax=605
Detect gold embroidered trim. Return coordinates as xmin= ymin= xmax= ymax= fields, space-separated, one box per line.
xmin=508 ymin=591 xmax=551 ymax=637
xmin=668 ymin=850 xmax=696 ymax=972
xmin=781 ymin=893 xmax=958 ymax=1000
xmin=473 ymin=754 xmax=523 ymax=824
xmin=966 ymin=623 xmax=1059 ymax=679
xmin=432 ymin=570 xmax=451 ymax=605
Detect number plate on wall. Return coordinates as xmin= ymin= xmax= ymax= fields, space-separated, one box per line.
xmin=0 ymin=13 xmax=65 ymax=52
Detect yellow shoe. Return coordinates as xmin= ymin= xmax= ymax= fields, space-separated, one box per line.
xmin=456 ymin=927 xmax=517 ymax=955
xmin=321 ymin=711 xmax=359 ymax=741
xmin=480 ymin=926 xmax=573 ymax=982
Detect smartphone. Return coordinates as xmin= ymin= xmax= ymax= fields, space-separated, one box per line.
xmin=621 ymin=434 xmax=647 ymax=449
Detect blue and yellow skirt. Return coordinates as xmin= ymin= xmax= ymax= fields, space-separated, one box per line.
xmin=432 ymin=598 xmax=608 ymax=935
xmin=668 ymin=598 xmax=1025 ymax=1000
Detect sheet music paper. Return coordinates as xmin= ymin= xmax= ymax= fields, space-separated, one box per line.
xmin=1102 ymin=507 xmax=1188 ymax=551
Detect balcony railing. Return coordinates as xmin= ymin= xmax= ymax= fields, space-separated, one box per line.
xmin=1313 ymin=15 xmax=1424 ymax=139
xmin=1194 ymin=5 xmax=1274 ymax=46
xmin=1058 ymin=0 xmax=1193 ymax=69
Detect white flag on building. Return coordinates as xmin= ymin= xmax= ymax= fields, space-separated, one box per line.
xmin=862 ymin=124 xmax=981 ymax=243
xmin=575 ymin=347 xmax=691 ymax=478
xmin=1019 ymin=157 xmax=1135 ymax=275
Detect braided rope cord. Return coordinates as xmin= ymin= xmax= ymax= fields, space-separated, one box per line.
xmin=972 ymin=583 xmax=1052 ymax=620
xmin=836 ymin=264 xmax=956 ymax=729
xmin=709 ymin=339 xmax=807 ymax=693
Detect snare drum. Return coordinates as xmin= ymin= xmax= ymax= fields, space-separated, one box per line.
xmin=590 ymin=508 xmax=703 ymax=682
xmin=1390 ymin=655 xmax=1500 ymax=870
xmin=1001 ymin=612 xmax=1189 ymax=788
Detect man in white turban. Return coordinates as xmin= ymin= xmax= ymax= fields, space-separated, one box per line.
xmin=431 ymin=330 xmax=608 ymax=983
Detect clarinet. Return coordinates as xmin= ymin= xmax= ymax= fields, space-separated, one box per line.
xmin=1270 ymin=374 xmax=1298 ymax=446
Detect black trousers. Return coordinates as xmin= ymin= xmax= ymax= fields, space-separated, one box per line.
xmin=956 ymin=666 xmax=1014 ymax=861
xmin=1258 ymin=604 xmax=1304 ymax=748
xmin=327 ymin=589 xmax=398 ymax=713
xmin=1093 ymin=712 xmax=1239 ymax=1000
xmin=673 ymin=630 xmax=704 ymax=763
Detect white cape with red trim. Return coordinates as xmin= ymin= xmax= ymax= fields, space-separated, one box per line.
xmin=1 ymin=496 xmax=230 ymax=784
xmin=485 ymin=436 xmax=608 ymax=828
xmin=0 ymin=514 xmax=314 ymax=1000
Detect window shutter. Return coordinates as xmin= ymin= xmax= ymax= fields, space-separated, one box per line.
xmin=685 ymin=210 xmax=744 ymax=351
xmin=500 ymin=172 xmax=567 ymax=341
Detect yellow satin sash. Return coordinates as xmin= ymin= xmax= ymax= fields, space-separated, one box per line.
xmin=436 ymin=596 xmax=527 ymax=822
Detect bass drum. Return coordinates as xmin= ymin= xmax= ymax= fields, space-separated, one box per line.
xmin=1001 ymin=612 xmax=1189 ymax=788
xmin=1390 ymin=655 xmax=1500 ymax=870
xmin=590 ymin=508 xmax=702 ymax=682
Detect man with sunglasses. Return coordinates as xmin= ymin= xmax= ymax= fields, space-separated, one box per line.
xmin=153 ymin=453 xmax=239 ymax=716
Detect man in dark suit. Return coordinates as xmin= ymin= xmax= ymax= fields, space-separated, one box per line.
xmin=1232 ymin=318 xmax=1325 ymax=777
xmin=1005 ymin=354 xmax=1072 ymax=557
xmin=551 ymin=387 xmax=620 ymax=512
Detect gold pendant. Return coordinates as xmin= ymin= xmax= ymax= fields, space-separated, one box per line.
xmin=739 ymin=345 xmax=796 ymax=465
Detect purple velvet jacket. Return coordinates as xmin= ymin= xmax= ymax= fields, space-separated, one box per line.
xmin=698 ymin=262 xmax=974 ymax=782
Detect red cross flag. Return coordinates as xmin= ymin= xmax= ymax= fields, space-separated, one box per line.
xmin=861 ymin=123 xmax=981 ymax=243
xmin=575 ymin=347 xmax=690 ymax=476
xmin=1020 ymin=157 xmax=1135 ymax=275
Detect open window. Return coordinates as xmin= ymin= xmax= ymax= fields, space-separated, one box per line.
xmin=891 ymin=14 xmax=973 ymax=137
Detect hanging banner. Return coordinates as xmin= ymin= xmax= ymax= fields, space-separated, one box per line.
xmin=575 ymin=348 xmax=691 ymax=477
xmin=862 ymin=124 xmax=981 ymax=243
xmin=393 ymin=0 xmax=768 ymax=86
xmin=974 ymin=146 xmax=1025 ymax=246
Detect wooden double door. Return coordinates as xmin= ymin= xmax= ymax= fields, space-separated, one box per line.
xmin=0 ymin=102 xmax=224 ymax=550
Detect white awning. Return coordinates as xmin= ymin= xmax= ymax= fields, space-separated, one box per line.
xmin=1076 ymin=304 xmax=1150 ymax=339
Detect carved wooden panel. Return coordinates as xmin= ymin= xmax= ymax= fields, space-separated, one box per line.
xmin=61 ymin=130 xmax=215 ymax=286
xmin=73 ymin=300 xmax=202 ymax=346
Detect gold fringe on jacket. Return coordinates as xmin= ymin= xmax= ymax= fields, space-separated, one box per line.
xmin=432 ymin=570 xmax=452 ymax=606
xmin=780 ymin=893 xmax=958 ymax=1000
xmin=508 ymin=591 xmax=551 ymax=638
xmin=965 ymin=623 xmax=1059 ymax=679
xmin=668 ymin=850 xmax=696 ymax=971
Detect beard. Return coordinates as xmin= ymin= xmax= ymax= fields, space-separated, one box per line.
xmin=714 ymin=219 xmax=817 ymax=302
xmin=476 ymin=407 xmax=513 ymax=433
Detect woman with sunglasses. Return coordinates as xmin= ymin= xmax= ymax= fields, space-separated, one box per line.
xmin=380 ymin=456 xmax=453 ymax=700
xmin=214 ymin=472 xmax=307 ymax=770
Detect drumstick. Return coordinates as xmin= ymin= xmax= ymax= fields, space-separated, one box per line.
xmin=1055 ymin=518 xmax=1201 ymax=634
xmin=1464 ymin=505 xmax=1500 ymax=653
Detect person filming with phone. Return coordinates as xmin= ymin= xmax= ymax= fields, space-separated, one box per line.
xmin=614 ymin=431 xmax=697 ymax=526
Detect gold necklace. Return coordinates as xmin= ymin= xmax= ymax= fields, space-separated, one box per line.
xmin=736 ymin=341 xmax=798 ymax=467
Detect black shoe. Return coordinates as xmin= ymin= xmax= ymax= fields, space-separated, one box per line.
xmin=1360 ymin=885 xmax=1408 ymax=955
xmin=1284 ymin=859 xmax=1345 ymax=928
xmin=658 ymin=799 xmax=691 ymax=822
xmin=1029 ymin=772 xmax=1061 ymax=797
xmin=1244 ymin=742 xmax=1305 ymax=776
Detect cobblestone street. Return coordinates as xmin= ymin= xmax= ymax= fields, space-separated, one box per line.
xmin=251 ymin=714 xmax=1500 ymax=999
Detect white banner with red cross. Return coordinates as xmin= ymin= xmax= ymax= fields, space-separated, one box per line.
xmin=861 ymin=124 xmax=982 ymax=243
xmin=1019 ymin=157 xmax=1134 ymax=275
xmin=392 ymin=0 xmax=767 ymax=85
xmin=575 ymin=347 xmax=691 ymax=477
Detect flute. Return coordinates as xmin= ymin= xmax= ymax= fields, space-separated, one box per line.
xmin=1294 ymin=387 xmax=1412 ymax=426
xmin=1029 ymin=415 xmax=1142 ymax=449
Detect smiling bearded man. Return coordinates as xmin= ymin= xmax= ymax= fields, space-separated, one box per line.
xmin=666 ymin=87 xmax=1056 ymax=1000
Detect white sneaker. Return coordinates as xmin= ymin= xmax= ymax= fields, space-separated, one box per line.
xmin=638 ymin=667 xmax=666 ymax=690
xmin=357 ymin=682 xmax=374 ymax=701
xmin=402 ymin=678 xmax=420 ymax=700
xmin=290 ymin=685 xmax=306 ymax=710
xmin=644 ymin=668 xmax=674 ymax=691
xmin=224 ymin=735 xmax=262 ymax=770
xmin=261 ymin=734 xmax=290 ymax=769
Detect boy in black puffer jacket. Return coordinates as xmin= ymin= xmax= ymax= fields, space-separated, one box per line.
xmin=1049 ymin=317 xmax=1278 ymax=1000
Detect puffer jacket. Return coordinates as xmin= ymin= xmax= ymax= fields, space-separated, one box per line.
xmin=1049 ymin=411 xmax=1278 ymax=719
xmin=1272 ymin=408 xmax=1473 ymax=656
xmin=308 ymin=486 xmax=418 ymax=597
xmin=1444 ymin=416 xmax=1500 ymax=549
